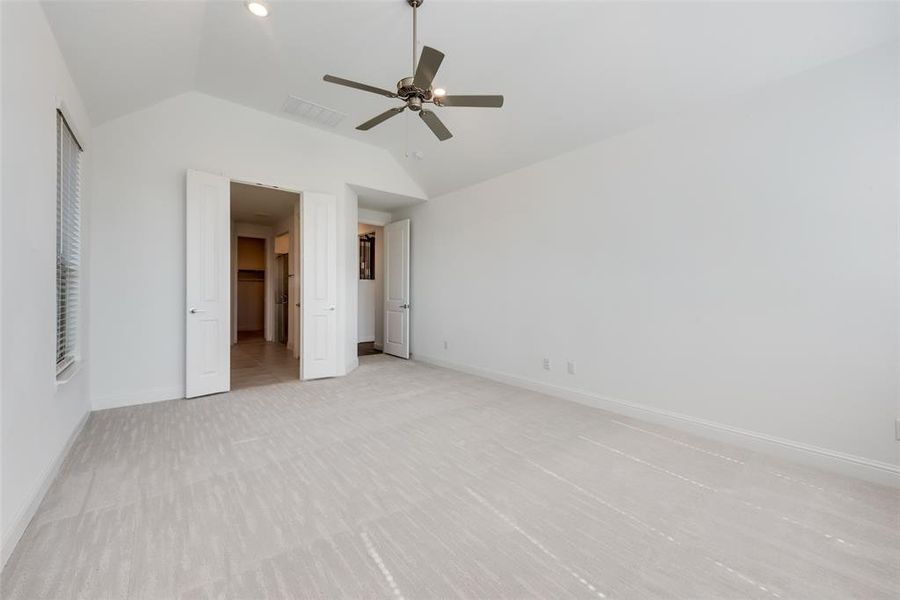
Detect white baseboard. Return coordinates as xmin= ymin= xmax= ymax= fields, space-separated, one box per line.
xmin=357 ymin=336 xmax=375 ymax=344
xmin=92 ymin=385 xmax=184 ymax=410
xmin=1 ymin=410 xmax=90 ymax=568
xmin=374 ymin=343 xmax=383 ymax=351
xmin=413 ymin=354 xmax=900 ymax=487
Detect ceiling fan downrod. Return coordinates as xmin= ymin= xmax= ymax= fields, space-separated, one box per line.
xmin=410 ymin=0 xmax=421 ymax=74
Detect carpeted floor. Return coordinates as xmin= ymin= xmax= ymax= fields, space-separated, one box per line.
xmin=2 ymin=355 xmax=898 ymax=599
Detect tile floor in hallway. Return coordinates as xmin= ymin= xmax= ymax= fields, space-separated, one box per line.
xmin=358 ymin=341 xmax=382 ymax=356
xmin=231 ymin=335 xmax=299 ymax=390
xmin=2 ymin=355 xmax=898 ymax=599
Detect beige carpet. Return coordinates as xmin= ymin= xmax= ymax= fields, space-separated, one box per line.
xmin=3 ymin=355 xmax=898 ymax=599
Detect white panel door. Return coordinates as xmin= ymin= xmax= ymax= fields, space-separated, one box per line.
xmin=384 ymin=219 xmax=410 ymax=359
xmin=301 ymin=192 xmax=338 ymax=379
xmin=185 ymin=170 xmax=231 ymax=398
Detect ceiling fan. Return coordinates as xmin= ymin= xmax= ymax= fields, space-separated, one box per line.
xmin=322 ymin=0 xmax=503 ymax=142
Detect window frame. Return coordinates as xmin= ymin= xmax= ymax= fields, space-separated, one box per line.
xmin=56 ymin=109 xmax=83 ymax=377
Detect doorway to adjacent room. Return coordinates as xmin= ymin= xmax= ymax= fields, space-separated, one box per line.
xmin=229 ymin=182 xmax=300 ymax=390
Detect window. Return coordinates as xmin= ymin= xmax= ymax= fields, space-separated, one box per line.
xmin=359 ymin=233 xmax=375 ymax=280
xmin=56 ymin=111 xmax=82 ymax=375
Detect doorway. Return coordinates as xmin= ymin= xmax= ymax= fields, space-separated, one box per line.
xmin=229 ymin=182 xmax=300 ymax=390
xmin=357 ymin=223 xmax=383 ymax=357
xmin=185 ymin=169 xmax=343 ymax=397
xmin=358 ymin=217 xmax=410 ymax=359
xmin=236 ymin=236 xmax=265 ymax=340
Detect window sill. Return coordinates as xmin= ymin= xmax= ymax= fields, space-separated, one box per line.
xmin=55 ymin=361 xmax=81 ymax=386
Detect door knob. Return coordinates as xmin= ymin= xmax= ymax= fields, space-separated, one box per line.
xmin=326 ymin=305 xmax=336 ymax=311
xmin=400 ymin=303 xmax=410 ymax=309
xmin=189 ymin=308 xmax=206 ymax=314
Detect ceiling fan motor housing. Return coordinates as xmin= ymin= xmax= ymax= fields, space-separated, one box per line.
xmin=397 ymin=77 xmax=433 ymax=110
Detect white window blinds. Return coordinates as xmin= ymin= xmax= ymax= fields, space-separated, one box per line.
xmin=57 ymin=111 xmax=82 ymax=374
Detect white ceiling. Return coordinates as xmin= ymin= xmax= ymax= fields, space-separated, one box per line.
xmin=44 ymin=1 xmax=898 ymax=197
xmin=231 ymin=182 xmax=297 ymax=227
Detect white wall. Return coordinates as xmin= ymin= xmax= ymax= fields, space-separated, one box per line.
xmin=396 ymin=43 xmax=900 ymax=476
xmin=358 ymin=281 xmax=376 ymax=343
xmin=90 ymin=92 xmax=424 ymax=408
xmin=1 ymin=2 xmax=93 ymax=564
xmin=373 ymin=225 xmax=386 ymax=348
xmin=343 ymin=186 xmax=360 ymax=372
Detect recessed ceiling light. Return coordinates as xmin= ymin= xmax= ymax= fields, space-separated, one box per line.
xmin=433 ymin=88 xmax=446 ymax=97
xmin=246 ymin=2 xmax=269 ymax=17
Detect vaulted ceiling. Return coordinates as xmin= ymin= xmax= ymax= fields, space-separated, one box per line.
xmin=43 ymin=1 xmax=898 ymax=197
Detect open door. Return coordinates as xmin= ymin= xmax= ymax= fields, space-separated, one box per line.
xmin=301 ymin=192 xmax=339 ymax=379
xmin=384 ymin=218 xmax=410 ymax=359
xmin=185 ymin=170 xmax=231 ymax=398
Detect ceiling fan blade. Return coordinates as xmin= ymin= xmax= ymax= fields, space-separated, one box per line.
xmin=419 ymin=109 xmax=452 ymax=141
xmin=357 ymin=107 xmax=405 ymax=131
xmin=323 ymin=75 xmax=397 ymax=99
xmin=437 ymin=95 xmax=504 ymax=108
xmin=413 ymin=46 xmax=444 ymax=90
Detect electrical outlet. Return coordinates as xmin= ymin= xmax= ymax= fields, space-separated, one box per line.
xmin=895 ymin=418 xmax=900 ymax=441
xmin=542 ymin=357 xmax=551 ymax=371
xmin=567 ymin=361 xmax=576 ymax=375
xmin=443 ymin=340 xmax=448 ymax=350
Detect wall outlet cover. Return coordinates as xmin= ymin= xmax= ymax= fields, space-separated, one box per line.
xmin=567 ymin=361 xmax=576 ymax=375
xmin=542 ymin=358 xmax=551 ymax=370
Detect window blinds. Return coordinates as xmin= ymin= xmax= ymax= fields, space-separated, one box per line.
xmin=56 ymin=111 xmax=82 ymax=374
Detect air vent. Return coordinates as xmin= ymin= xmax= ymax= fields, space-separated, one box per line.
xmin=282 ymin=95 xmax=346 ymax=127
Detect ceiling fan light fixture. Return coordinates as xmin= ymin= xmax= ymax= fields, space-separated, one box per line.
xmin=433 ymin=88 xmax=446 ymax=97
xmin=246 ymin=2 xmax=269 ymax=17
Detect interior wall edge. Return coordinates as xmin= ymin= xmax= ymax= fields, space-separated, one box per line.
xmin=358 ymin=208 xmax=392 ymax=226
xmin=413 ymin=353 xmax=900 ymax=488
xmin=0 ymin=409 xmax=91 ymax=568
